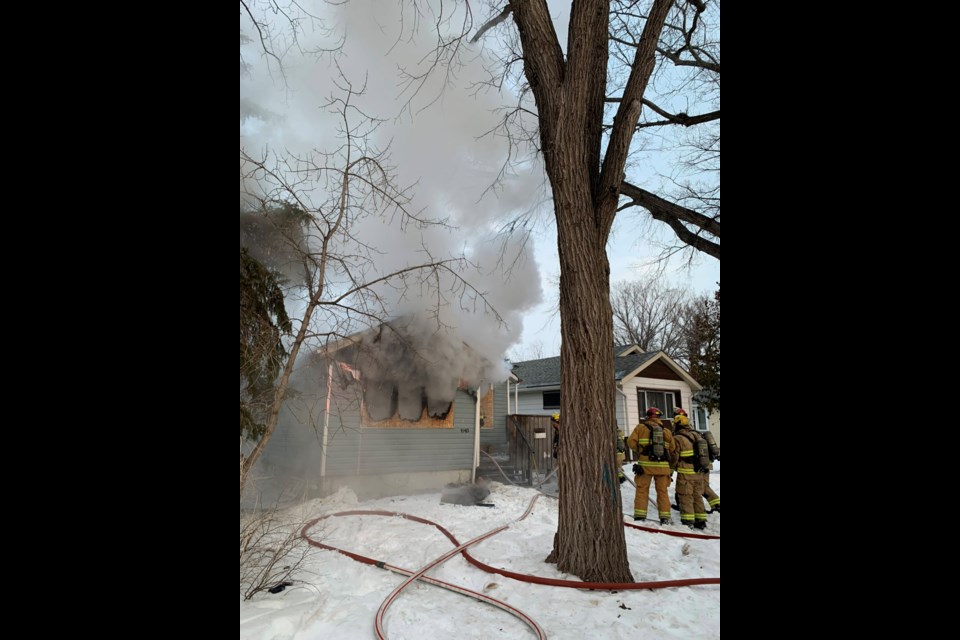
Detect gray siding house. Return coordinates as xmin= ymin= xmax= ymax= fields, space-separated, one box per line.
xmin=246 ymin=326 xmax=516 ymax=504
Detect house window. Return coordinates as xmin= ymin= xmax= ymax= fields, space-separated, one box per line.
xmin=637 ymin=389 xmax=676 ymax=420
xmin=695 ymin=407 xmax=709 ymax=432
xmin=543 ymin=391 xmax=560 ymax=410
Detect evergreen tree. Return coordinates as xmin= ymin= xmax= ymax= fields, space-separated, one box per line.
xmin=688 ymin=287 xmax=720 ymax=412
xmin=239 ymin=247 xmax=291 ymax=441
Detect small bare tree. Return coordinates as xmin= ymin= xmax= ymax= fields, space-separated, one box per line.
xmin=239 ymin=76 xmax=499 ymax=496
xmin=508 ymin=339 xmax=546 ymax=362
xmin=240 ymin=505 xmax=314 ymax=600
xmin=610 ymin=278 xmax=694 ymax=364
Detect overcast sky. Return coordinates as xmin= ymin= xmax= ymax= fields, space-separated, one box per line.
xmin=241 ymin=0 xmax=719 ymax=364
xmin=512 ymin=219 xmax=720 ymax=360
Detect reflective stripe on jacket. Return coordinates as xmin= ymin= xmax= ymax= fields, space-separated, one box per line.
xmin=673 ymin=428 xmax=702 ymax=474
xmin=626 ymin=418 xmax=675 ymax=476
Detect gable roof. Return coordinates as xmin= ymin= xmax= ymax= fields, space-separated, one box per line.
xmin=511 ymin=349 xmax=700 ymax=390
xmin=620 ymin=351 xmax=702 ymax=390
xmin=614 ymin=352 xmax=659 ymax=379
xmin=615 ymin=344 xmax=644 ymax=356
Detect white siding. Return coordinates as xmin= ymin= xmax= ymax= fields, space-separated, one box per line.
xmin=708 ymin=410 xmax=721 ymax=445
xmin=615 ymin=390 xmax=626 ymax=436
xmin=514 ymin=388 xmax=560 ymax=415
xmin=515 ymin=379 xmax=694 ymax=434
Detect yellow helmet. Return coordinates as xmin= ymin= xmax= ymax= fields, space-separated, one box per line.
xmin=673 ymin=414 xmax=690 ymax=427
xmin=551 ymin=413 xmax=560 ymax=422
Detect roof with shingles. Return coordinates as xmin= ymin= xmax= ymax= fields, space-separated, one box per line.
xmin=510 ymin=356 xmax=561 ymax=388
xmin=511 ymin=350 xmax=660 ymax=388
xmin=613 ymin=352 xmax=659 ymax=379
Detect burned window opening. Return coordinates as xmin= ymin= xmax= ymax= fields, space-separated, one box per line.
xmin=363 ymin=381 xmax=453 ymax=422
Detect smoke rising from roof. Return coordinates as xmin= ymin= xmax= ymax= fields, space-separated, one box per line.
xmin=240 ymin=0 xmax=546 ymax=374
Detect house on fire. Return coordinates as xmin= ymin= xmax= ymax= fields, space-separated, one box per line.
xmin=247 ymin=321 xmax=518 ymax=503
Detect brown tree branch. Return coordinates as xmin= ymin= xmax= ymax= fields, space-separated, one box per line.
xmin=596 ymin=0 xmax=673 ymax=230
xmin=470 ymin=3 xmax=513 ymax=43
xmin=639 ymin=101 xmax=719 ymax=128
xmin=510 ymin=0 xmax=566 ymax=168
xmin=619 ymin=182 xmax=720 ymax=260
xmin=605 ymin=96 xmax=720 ymax=129
xmin=657 ymin=46 xmax=721 ymax=73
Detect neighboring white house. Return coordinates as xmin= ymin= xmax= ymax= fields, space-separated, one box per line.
xmin=692 ymin=390 xmax=720 ymax=445
xmin=509 ymin=345 xmax=710 ymax=440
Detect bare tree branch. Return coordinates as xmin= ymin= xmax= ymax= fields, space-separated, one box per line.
xmin=597 ymin=0 xmax=673 ymax=230
xmin=657 ymin=46 xmax=720 ymax=73
xmin=470 ymin=3 xmax=513 ymax=43
xmin=620 ymin=182 xmax=719 ymax=259
xmin=605 ymin=96 xmax=720 ymax=129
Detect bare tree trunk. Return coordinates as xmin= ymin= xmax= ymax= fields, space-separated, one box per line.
xmin=511 ymin=0 xmax=673 ymax=582
xmin=547 ymin=194 xmax=633 ymax=583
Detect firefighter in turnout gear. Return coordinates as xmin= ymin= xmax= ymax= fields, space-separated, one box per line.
xmin=616 ymin=435 xmax=626 ymax=484
xmin=670 ymin=408 xmax=721 ymax=514
xmin=700 ymin=426 xmax=720 ymax=512
xmin=626 ymin=407 xmax=676 ymax=523
xmin=551 ymin=413 xmax=560 ymax=459
xmin=671 ymin=410 xmax=709 ymax=529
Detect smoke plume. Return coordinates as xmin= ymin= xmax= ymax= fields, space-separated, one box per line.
xmin=240 ymin=0 xmax=546 ymax=374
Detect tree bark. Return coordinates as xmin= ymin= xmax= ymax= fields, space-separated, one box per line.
xmin=512 ymin=0 xmax=674 ymax=583
xmin=549 ymin=192 xmax=633 ymax=583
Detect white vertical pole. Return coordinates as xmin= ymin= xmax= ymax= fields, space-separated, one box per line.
xmin=472 ymin=381 xmax=484 ymax=483
xmin=321 ymin=363 xmax=332 ymax=478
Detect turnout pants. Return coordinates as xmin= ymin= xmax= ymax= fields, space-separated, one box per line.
xmin=634 ymin=473 xmax=672 ymax=521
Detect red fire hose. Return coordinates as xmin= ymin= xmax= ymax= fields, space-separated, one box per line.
xmin=301 ymin=493 xmax=719 ymax=639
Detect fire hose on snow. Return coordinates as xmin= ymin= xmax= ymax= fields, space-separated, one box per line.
xmin=302 ymin=491 xmax=719 ymax=639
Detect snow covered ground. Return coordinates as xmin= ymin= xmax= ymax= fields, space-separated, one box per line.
xmin=240 ymin=464 xmax=720 ymax=639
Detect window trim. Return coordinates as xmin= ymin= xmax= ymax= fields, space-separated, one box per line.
xmin=636 ymin=388 xmax=678 ymax=421
xmin=694 ymin=407 xmax=710 ymax=432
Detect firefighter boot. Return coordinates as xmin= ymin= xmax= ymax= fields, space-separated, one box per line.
xmin=693 ymin=521 xmax=707 ymax=530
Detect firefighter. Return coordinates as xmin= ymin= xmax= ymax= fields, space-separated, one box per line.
xmin=615 ymin=434 xmax=626 ymax=484
xmin=699 ymin=418 xmax=721 ymax=512
xmin=702 ymin=476 xmax=721 ymax=513
xmin=670 ymin=408 xmax=721 ymax=514
xmin=671 ymin=410 xmax=709 ymax=529
xmin=626 ymin=407 xmax=676 ymax=524
xmin=550 ymin=413 xmax=560 ymax=459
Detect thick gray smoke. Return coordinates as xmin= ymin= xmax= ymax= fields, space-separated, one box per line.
xmin=240 ymin=0 xmax=546 ymax=375
xmin=348 ymin=317 xmax=504 ymax=420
